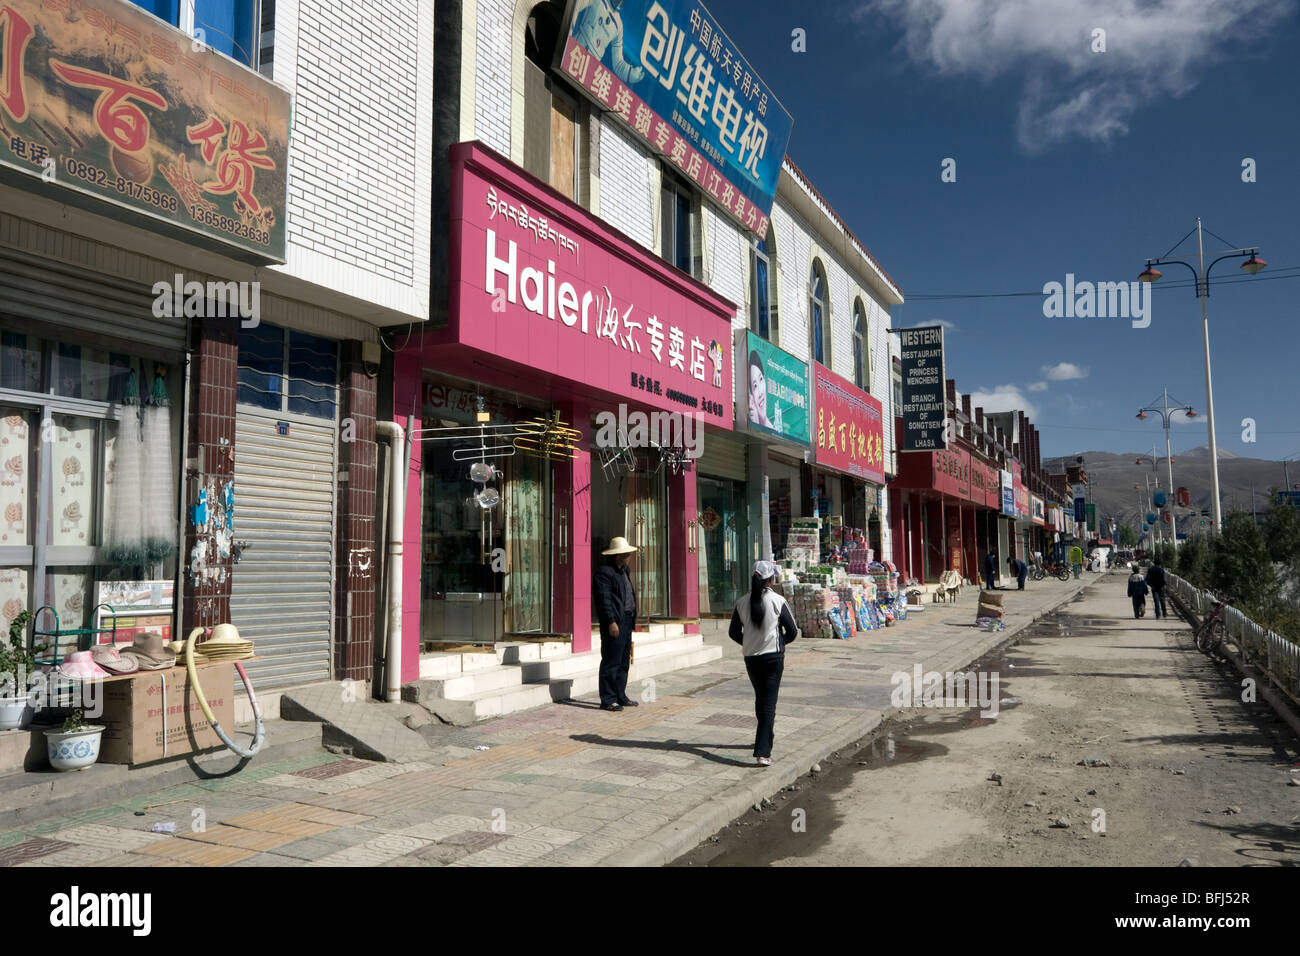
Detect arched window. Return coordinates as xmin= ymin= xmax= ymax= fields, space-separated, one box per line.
xmin=750 ymin=224 xmax=779 ymax=342
xmin=853 ymin=298 xmax=870 ymax=390
xmin=809 ymin=259 xmax=829 ymax=366
xmin=523 ymin=1 xmax=581 ymax=200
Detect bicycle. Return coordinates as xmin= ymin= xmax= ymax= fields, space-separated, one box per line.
xmin=1195 ymin=591 xmax=1232 ymax=661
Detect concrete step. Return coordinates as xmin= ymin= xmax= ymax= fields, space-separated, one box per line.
xmin=410 ymin=638 xmax=723 ymax=725
xmin=589 ymin=620 xmax=686 ymax=642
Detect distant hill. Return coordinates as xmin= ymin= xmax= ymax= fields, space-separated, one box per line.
xmin=1045 ymin=449 xmax=1295 ymax=533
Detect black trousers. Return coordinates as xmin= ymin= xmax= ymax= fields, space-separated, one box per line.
xmin=1017 ymin=569 xmax=1027 ymax=590
xmin=598 ymin=612 xmax=635 ymax=705
xmin=1131 ymin=596 xmax=1146 ymax=618
xmin=984 ymin=573 xmax=996 ymax=590
xmin=745 ymin=652 xmax=784 ymax=758
xmin=1150 ymin=588 xmax=1167 ymax=618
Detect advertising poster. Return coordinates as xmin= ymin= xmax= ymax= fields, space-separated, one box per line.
xmin=0 ymin=0 xmax=290 ymax=261
xmin=557 ymin=0 xmax=793 ymax=234
xmin=737 ymin=329 xmax=809 ymax=446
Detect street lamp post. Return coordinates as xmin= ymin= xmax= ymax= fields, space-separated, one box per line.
xmin=1137 ymin=388 xmax=1195 ymax=551
xmin=1139 ymin=219 xmax=1265 ymax=535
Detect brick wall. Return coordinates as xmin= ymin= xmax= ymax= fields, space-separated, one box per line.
xmin=334 ymin=342 xmax=379 ymax=682
xmin=183 ymin=315 xmax=238 ymax=632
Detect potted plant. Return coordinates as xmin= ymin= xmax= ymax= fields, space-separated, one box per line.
xmin=0 ymin=611 xmax=38 ymax=731
xmin=44 ymin=707 xmax=105 ymax=772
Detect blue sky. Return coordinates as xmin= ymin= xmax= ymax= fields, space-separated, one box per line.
xmin=702 ymin=0 xmax=1300 ymax=463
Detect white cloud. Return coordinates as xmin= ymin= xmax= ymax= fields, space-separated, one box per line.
xmin=1042 ymin=362 xmax=1088 ymax=381
xmin=935 ymin=319 xmax=958 ymax=334
xmin=1170 ymin=408 xmax=1204 ymax=425
xmin=1027 ymin=381 xmax=1048 ymax=392
xmin=859 ymin=0 xmax=1293 ymax=152
xmin=970 ymin=384 xmax=1038 ymax=420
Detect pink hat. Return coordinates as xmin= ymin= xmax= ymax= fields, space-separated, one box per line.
xmin=58 ymin=650 xmax=110 ymax=681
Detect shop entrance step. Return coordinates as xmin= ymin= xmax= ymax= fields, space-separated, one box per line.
xmin=402 ymin=628 xmax=722 ymax=726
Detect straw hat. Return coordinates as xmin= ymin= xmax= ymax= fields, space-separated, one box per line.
xmin=197 ymin=623 xmax=253 ymax=661
xmin=119 ymin=633 xmax=176 ymax=670
xmin=58 ymin=651 xmax=110 ymax=681
xmin=90 ymin=643 xmax=139 ymax=675
xmin=601 ymin=536 xmax=638 ymax=556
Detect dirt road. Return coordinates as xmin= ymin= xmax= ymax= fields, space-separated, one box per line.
xmin=675 ymin=575 xmax=1300 ymax=866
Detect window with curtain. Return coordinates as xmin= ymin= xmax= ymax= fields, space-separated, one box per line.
xmin=661 ymin=168 xmax=699 ymax=278
xmin=853 ymin=299 xmax=870 ymax=390
xmin=809 ymin=259 xmax=829 ymax=366
xmin=750 ymin=226 xmax=780 ymax=343
xmin=127 ymin=0 xmax=260 ymax=69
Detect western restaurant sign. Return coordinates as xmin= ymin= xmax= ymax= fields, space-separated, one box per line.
xmin=897 ymin=325 xmax=947 ymax=451
xmin=557 ymin=0 xmax=792 ymax=235
xmin=812 ymin=363 xmax=884 ymax=484
xmin=449 ymin=142 xmax=734 ymax=426
xmin=0 ymin=0 xmax=289 ymax=261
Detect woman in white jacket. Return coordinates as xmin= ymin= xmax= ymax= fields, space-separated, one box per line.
xmin=729 ymin=560 xmax=798 ymax=767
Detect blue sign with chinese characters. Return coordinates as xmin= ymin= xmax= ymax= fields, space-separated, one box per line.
xmin=558 ymin=0 xmax=793 ymax=234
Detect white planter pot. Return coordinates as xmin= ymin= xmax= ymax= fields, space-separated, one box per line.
xmin=0 ymin=696 xmax=33 ymax=731
xmin=44 ymin=726 xmax=105 ymax=772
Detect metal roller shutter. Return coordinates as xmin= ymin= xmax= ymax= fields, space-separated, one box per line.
xmin=229 ymin=409 xmax=337 ymax=691
xmin=695 ymin=430 xmax=747 ymax=481
xmin=0 ymin=245 xmax=185 ymax=356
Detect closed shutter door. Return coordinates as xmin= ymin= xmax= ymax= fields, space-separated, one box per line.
xmin=230 ymin=409 xmax=337 ymax=691
xmin=696 ymin=431 xmax=747 ymax=481
xmin=0 ymin=245 xmax=185 ymax=356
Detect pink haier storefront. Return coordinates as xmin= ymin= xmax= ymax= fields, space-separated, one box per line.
xmin=391 ymin=142 xmax=736 ymax=676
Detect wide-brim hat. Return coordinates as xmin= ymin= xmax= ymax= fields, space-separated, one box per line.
xmin=90 ymin=643 xmax=139 ymax=675
xmin=58 ymin=651 xmax=110 ymax=681
xmin=601 ymin=536 xmax=638 ymax=556
xmin=120 ymin=633 xmax=176 ymax=670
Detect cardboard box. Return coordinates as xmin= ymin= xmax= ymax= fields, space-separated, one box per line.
xmin=980 ymin=591 xmax=1005 ymax=607
xmin=99 ymin=662 xmax=234 ymax=765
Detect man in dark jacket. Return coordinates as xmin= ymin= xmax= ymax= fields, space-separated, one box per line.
xmin=1127 ymin=564 xmax=1149 ymax=618
xmin=983 ymin=550 xmax=997 ymax=590
xmin=1007 ymin=555 xmax=1027 ymax=590
xmin=593 ymin=536 xmax=638 ymax=712
xmin=1146 ymin=559 xmax=1167 ymax=618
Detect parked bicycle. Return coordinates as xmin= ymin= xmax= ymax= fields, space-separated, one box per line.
xmin=1195 ymin=590 xmax=1232 ymax=661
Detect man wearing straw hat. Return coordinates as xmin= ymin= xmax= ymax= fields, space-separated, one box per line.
xmin=594 ymin=536 xmax=639 ymax=712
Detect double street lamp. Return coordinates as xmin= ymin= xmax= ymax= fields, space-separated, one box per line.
xmin=1139 ymin=218 xmax=1265 ymax=534
xmin=1136 ymin=389 xmax=1195 ymax=550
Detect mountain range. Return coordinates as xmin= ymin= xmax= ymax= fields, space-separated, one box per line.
xmin=1044 ymin=448 xmax=1297 ymax=535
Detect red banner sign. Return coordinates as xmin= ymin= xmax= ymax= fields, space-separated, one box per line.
xmin=812 ymin=364 xmax=884 ymax=483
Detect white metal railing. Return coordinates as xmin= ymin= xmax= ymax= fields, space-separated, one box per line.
xmin=1167 ymin=573 xmax=1300 ymax=707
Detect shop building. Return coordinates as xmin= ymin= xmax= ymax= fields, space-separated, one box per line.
xmin=399 ymin=0 xmax=902 ymax=682
xmin=0 ymin=0 xmax=434 ymax=705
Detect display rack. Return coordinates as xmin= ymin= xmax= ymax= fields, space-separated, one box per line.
xmin=30 ymin=604 xmax=118 ymax=668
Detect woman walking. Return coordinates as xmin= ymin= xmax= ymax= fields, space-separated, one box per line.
xmin=729 ymin=560 xmax=798 ymax=767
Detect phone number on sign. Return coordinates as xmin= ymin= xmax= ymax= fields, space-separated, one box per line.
xmin=188 ymin=204 xmax=271 ymax=246
xmin=62 ymin=157 xmax=180 ymax=213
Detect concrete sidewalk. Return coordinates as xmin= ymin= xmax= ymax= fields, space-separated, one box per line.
xmin=0 ymin=575 xmax=1103 ymax=867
